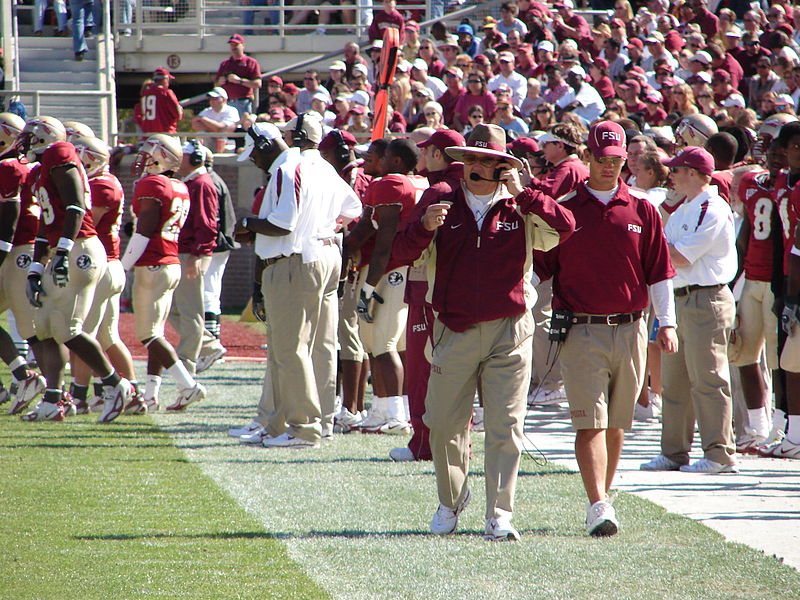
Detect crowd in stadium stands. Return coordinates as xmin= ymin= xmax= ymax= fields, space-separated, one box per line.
xmin=4 ymin=0 xmax=800 ymax=541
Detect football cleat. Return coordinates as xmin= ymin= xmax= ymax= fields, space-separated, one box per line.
xmin=166 ymin=383 xmax=206 ymax=411
xmin=8 ymin=371 xmax=46 ymax=415
xmin=21 ymin=400 xmax=65 ymax=422
xmin=196 ymin=346 xmax=227 ymax=373
xmin=97 ymin=379 xmax=133 ymax=424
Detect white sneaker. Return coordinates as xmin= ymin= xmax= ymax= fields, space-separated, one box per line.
xmin=239 ymin=423 xmax=268 ymax=445
xmin=527 ymin=386 xmax=566 ymax=407
xmin=762 ymin=438 xmax=800 ymax=459
xmin=166 ymin=383 xmax=206 ymax=411
xmin=430 ymin=488 xmax=471 ymax=535
xmin=21 ymin=400 xmax=65 ymax=422
xmin=196 ymin=346 xmax=227 ymax=373
xmin=389 ymin=447 xmax=415 ymax=462
xmin=125 ymin=394 xmax=158 ymax=415
xmin=471 ymin=406 xmax=484 ymax=432
xmin=358 ymin=405 xmax=387 ymax=432
xmin=378 ymin=418 xmax=412 ymax=435
xmin=679 ymin=458 xmax=739 ymax=473
xmin=484 ymin=512 xmax=520 ymax=541
xmin=736 ymin=432 xmax=767 ymax=454
xmin=262 ymin=432 xmax=320 ymax=449
xmin=585 ymin=500 xmax=619 ymax=537
xmin=334 ymin=408 xmax=363 ymax=433
xmin=8 ymin=371 xmax=46 ymax=415
xmin=88 ymin=394 xmax=105 ymax=413
xmin=634 ymin=400 xmax=659 ymax=422
xmin=228 ymin=420 xmax=263 ymax=438
xmin=640 ymin=455 xmax=681 ymax=471
xmin=97 ymin=379 xmax=133 ymax=423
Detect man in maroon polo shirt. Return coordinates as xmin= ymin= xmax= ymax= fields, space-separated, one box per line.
xmin=688 ymin=0 xmax=719 ymax=38
xmin=215 ymin=34 xmax=262 ymax=117
xmin=530 ymin=123 xmax=588 ymax=199
xmin=534 ymin=121 xmax=677 ymax=537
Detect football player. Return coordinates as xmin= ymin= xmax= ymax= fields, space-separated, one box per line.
xmin=18 ymin=116 xmax=133 ymax=423
xmin=121 ymin=134 xmax=206 ymax=413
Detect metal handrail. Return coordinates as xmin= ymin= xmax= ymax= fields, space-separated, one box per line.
xmin=0 ymin=90 xmax=116 ymax=122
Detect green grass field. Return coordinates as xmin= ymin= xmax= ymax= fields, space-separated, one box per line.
xmin=2 ymin=360 xmax=799 ymax=600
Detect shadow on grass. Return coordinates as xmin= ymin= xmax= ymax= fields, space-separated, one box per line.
xmin=75 ymin=530 xmax=275 ymax=541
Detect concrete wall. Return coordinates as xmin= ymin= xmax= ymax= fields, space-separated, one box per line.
xmin=117 ymin=155 xmax=266 ymax=311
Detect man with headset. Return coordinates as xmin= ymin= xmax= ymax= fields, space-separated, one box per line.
xmin=233 ymin=118 xmax=361 ymax=448
xmin=172 ymin=141 xmax=219 ymax=378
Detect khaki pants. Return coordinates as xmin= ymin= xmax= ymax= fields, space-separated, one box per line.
xmin=168 ymin=253 xmax=211 ymax=375
xmin=0 ymin=245 xmax=37 ymax=339
xmin=661 ymin=286 xmax=736 ymax=465
xmin=256 ymin=246 xmax=341 ymax=441
xmin=338 ymin=274 xmax=366 ymax=362
xmin=531 ymin=278 xmax=562 ymax=391
xmin=423 ymin=312 xmax=533 ymax=519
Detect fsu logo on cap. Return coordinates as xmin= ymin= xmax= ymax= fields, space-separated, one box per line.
xmin=473 ymin=140 xmax=489 ymax=148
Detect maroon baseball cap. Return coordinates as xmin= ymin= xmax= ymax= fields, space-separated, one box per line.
xmin=266 ymin=75 xmax=283 ymax=86
xmin=349 ymin=105 xmax=366 ymax=115
xmin=587 ymin=121 xmax=627 ymax=159
xmin=712 ymin=69 xmax=731 ymax=82
xmin=282 ymin=83 xmax=299 ymax=94
xmin=662 ymin=146 xmax=714 ymax=175
xmin=319 ymin=129 xmax=358 ymax=152
xmin=405 ymin=20 xmax=420 ymax=32
xmin=660 ymin=76 xmax=678 ymax=87
xmin=507 ymin=136 xmax=540 ymax=155
xmin=619 ymin=79 xmax=641 ymax=94
xmin=417 ymin=129 xmax=465 ymax=152
xmin=153 ymin=66 xmax=174 ymax=79
xmin=228 ymin=33 xmax=245 ymax=44
xmin=594 ymin=57 xmax=609 ymax=70
xmin=626 ymin=38 xmax=643 ymax=50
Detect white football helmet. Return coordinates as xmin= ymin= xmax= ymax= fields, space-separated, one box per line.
xmin=18 ymin=116 xmax=67 ymax=161
xmin=133 ymin=134 xmax=182 ymax=176
xmin=0 ymin=112 xmax=26 ymax=157
xmin=72 ymin=135 xmax=110 ymax=177
xmin=754 ymin=113 xmax=799 ymax=162
xmin=675 ymin=114 xmax=718 ymax=148
xmin=63 ymin=121 xmax=96 ymax=142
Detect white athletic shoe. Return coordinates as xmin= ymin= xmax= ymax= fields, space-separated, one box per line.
xmin=196 ymin=346 xmax=227 ymax=373
xmin=377 ymin=418 xmax=412 ymax=435
xmin=358 ymin=406 xmax=387 ymax=431
xmin=262 ymin=432 xmax=320 ymax=449
xmin=762 ymin=438 xmax=800 ymax=459
xmin=166 ymin=383 xmax=206 ymax=411
xmin=585 ymin=500 xmax=619 ymax=537
xmin=484 ymin=512 xmax=521 ymax=541
xmin=471 ymin=406 xmax=484 ymax=432
xmin=389 ymin=447 xmax=415 ymax=462
xmin=640 ymin=455 xmax=681 ymax=471
xmin=97 ymin=379 xmax=133 ymax=423
xmin=736 ymin=433 xmax=768 ymax=455
xmin=430 ymin=488 xmax=471 ymax=535
xmin=88 ymin=395 xmax=105 ymax=413
xmin=21 ymin=400 xmax=65 ymax=422
xmin=8 ymin=371 xmax=46 ymax=415
xmin=679 ymin=458 xmax=739 ymax=473
xmin=527 ymin=386 xmax=567 ymax=407
xmin=239 ymin=423 xmax=268 ymax=445
xmin=228 ymin=420 xmax=263 ymax=438
xmin=334 ymin=408 xmax=363 ymax=433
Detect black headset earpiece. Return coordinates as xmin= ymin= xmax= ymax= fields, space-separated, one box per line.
xmin=332 ymin=129 xmax=350 ymax=164
xmin=292 ymin=112 xmax=308 ymax=147
xmin=188 ymin=139 xmax=204 ymax=166
xmin=247 ymin=126 xmax=274 ymax=154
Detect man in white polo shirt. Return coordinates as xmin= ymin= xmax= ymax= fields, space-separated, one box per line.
xmin=191 ymin=87 xmax=241 ymax=153
xmin=232 ymin=122 xmax=361 ymax=448
xmin=488 ymin=51 xmax=527 ymax=109
xmin=641 ymin=147 xmax=738 ymax=474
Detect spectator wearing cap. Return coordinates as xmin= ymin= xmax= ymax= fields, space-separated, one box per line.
xmin=368 ymin=0 xmax=405 ymax=44
xmin=589 ymin=58 xmax=615 ymax=104
xmin=346 ymin=104 xmax=371 ymax=134
xmin=343 ymin=42 xmax=369 ymax=81
xmin=556 ymin=65 xmax=605 ymax=126
xmin=297 ymin=70 xmax=332 ymax=114
xmin=134 ymin=67 xmax=182 ymax=134
xmin=643 ymin=90 xmax=667 ymax=126
xmin=478 ymin=17 xmax=507 ymax=54
xmin=453 ymin=72 xmax=497 ymax=132
xmin=309 ymin=92 xmax=336 ymax=127
xmin=720 ymin=93 xmax=746 ymax=119
xmin=535 ymin=120 xmax=676 ymax=536
xmin=281 ymin=83 xmax=300 ymax=112
xmin=418 ymin=37 xmax=446 ymax=79
xmin=350 ymin=62 xmax=372 ymax=92
xmin=191 ymin=87 xmax=240 ymax=153
xmin=325 ymin=61 xmax=347 ymax=92
xmin=642 ymin=31 xmax=678 ymax=72
xmin=492 ymin=98 xmax=529 ymax=135
xmin=748 ymin=56 xmax=780 ymax=110
xmin=532 ymin=122 xmax=588 ymax=197
xmin=421 ymin=101 xmax=446 ymax=130
xmin=402 ymin=21 xmax=421 ymax=62
xmin=331 ymin=95 xmax=352 ymax=129
xmin=655 ymin=13 xmax=682 ymax=54
xmin=438 ymin=67 xmax=466 ymax=127
xmin=387 ymin=129 xmax=465 ymax=463
xmin=411 ymin=59 xmax=446 ymax=100
xmin=618 ymin=79 xmax=646 ymax=115
xmin=497 ymin=1 xmax=528 ymax=37
xmin=265 ymin=75 xmax=283 ymax=96
xmin=736 ymin=34 xmax=773 ymax=79
xmin=722 ymin=25 xmax=744 ymax=54
xmin=392 ymin=123 xmax=575 ymax=540
xmin=488 ymin=51 xmax=527 ymax=109
xmin=625 ymin=37 xmax=644 ymax=68
xmin=542 ymin=63 xmax=570 ymax=106
xmin=456 ymin=23 xmax=479 ymax=58
xmin=641 ymin=145 xmax=738 ymax=475
xmin=436 ymin=35 xmax=461 ymax=69
xmin=688 ymin=50 xmax=712 ymax=78
xmin=215 ymin=34 xmax=262 ymax=117
xmin=706 ymin=43 xmax=743 ymax=90
xmin=552 ymin=0 xmax=590 ymax=46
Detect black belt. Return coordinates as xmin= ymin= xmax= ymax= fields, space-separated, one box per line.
xmin=570 ymin=311 xmax=643 ymax=326
xmin=674 ymin=283 xmax=724 ymax=297
xmin=263 ymin=239 xmax=336 ymax=267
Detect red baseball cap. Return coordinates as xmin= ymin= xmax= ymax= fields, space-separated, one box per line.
xmin=228 ymin=34 xmax=245 ymax=44
xmin=507 ymin=136 xmax=539 ymax=155
xmin=662 ymin=146 xmax=714 ymax=175
xmin=319 ymin=129 xmax=358 ymax=152
xmin=282 ymin=83 xmax=299 ymax=94
xmin=417 ymin=129 xmax=466 ymax=153
xmin=594 ymin=57 xmax=609 ymax=70
xmin=153 ymin=66 xmax=174 ymax=79
xmin=587 ymin=121 xmax=627 ymax=159
xmin=405 ymin=20 xmax=420 ymax=32
xmin=266 ymin=75 xmax=283 ymax=86
xmin=626 ymin=38 xmax=643 ymax=50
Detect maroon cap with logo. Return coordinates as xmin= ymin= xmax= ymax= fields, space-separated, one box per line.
xmin=663 ymin=146 xmax=714 ymax=175
xmin=228 ymin=34 xmax=245 ymax=44
xmin=153 ymin=67 xmax=175 ymax=79
xmin=587 ymin=121 xmax=627 ymax=159
xmin=417 ymin=129 xmax=466 ymax=153
xmin=319 ymin=129 xmax=358 ymax=152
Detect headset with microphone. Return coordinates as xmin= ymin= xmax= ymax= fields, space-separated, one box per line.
xmin=188 ymin=139 xmax=204 ymax=167
xmin=291 ymin=112 xmax=308 ymax=147
xmin=247 ymin=126 xmax=275 ymax=154
xmin=332 ymin=129 xmax=350 ymax=164
xmin=469 ymin=167 xmax=505 ymax=182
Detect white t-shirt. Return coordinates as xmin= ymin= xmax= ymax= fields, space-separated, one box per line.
xmin=198 ymin=103 xmax=240 ymax=126
xmin=489 ymin=71 xmax=528 ymax=109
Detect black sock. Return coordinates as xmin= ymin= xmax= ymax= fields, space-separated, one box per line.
xmin=93 ymin=382 xmax=104 ymax=398
xmin=44 ymin=389 xmax=62 ymax=404
xmin=100 ymin=372 xmax=121 ymax=387
xmin=70 ymin=383 xmax=89 ymax=401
